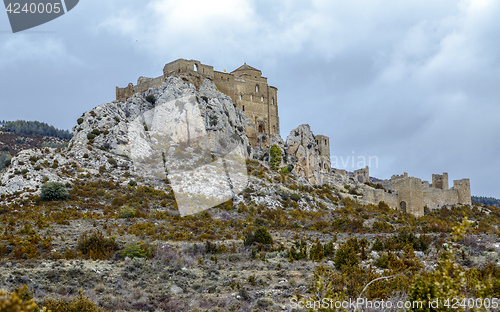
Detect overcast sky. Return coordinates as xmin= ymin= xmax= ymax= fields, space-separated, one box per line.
xmin=1 ymin=0 xmax=499 ymax=198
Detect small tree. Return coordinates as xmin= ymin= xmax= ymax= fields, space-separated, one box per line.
xmin=253 ymin=226 xmax=273 ymax=245
xmin=269 ymin=144 xmax=282 ymax=171
xmin=40 ymin=182 xmax=69 ymax=201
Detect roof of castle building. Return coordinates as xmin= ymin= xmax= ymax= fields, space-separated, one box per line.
xmin=231 ymin=63 xmax=261 ymax=73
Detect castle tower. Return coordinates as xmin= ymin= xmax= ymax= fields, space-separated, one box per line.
xmin=391 ymin=176 xmax=424 ymax=217
xmin=432 ymin=173 xmax=449 ymax=190
xmin=315 ymin=134 xmax=331 ymax=172
xmin=453 ymin=179 xmax=471 ymax=205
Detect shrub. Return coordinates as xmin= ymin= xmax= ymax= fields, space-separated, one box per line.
xmin=290 ymin=193 xmax=301 ymax=202
xmin=108 ymin=157 xmax=117 ymax=166
xmin=334 ymin=238 xmax=359 ymax=269
xmin=269 ymin=144 xmax=282 ymax=170
xmin=119 ymin=206 xmax=135 ymax=218
xmin=205 ymin=240 xmax=218 ymax=254
xmin=371 ymin=238 xmax=384 ymax=251
xmin=0 ymin=287 xmax=38 ymax=312
xmin=76 ymin=231 xmax=118 ymax=260
xmin=87 ymin=133 xmax=96 ymax=140
xmin=128 ymin=180 xmax=137 ymax=187
xmin=44 ymin=289 xmax=104 ymax=312
xmin=122 ymin=243 xmax=147 ymax=259
xmin=146 ymin=94 xmax=156 ymax=104
xmin=253 ymin=226 xmax=273 ymax=245
xmin=40 ymin=182 xmax=69 ymax=201
xmin=77 ymin=117 xmax=84 ymax=125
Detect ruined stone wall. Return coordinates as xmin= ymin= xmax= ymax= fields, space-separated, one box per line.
xmin=362 ymin=187 xmax=399 ymax=210
xmin=354 ymin=166 xmax=370 ymax=184
xmin=423 ymin=188 xmax=459 ymax=210
xmin=116 ymin=76 xmax=165 ymax=101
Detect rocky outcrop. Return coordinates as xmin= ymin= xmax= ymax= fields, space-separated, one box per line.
xmin=0 ymin=77 xmax=254 ymax=211
xmin=285 ymin=124 xmax=323 ymax=185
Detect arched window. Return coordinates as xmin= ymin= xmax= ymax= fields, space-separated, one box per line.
xmin=261 ymin=96 xmax=264 ymax=102
xmin=271 ymin=98 xmax=274 ymax=105
xmin=194 ymin=64 xmax=198 ymax=72
xmin=242 ymin=105 xmax=245 ymax=111
xmin=255 ymin=85 xmax=259 ymax=92
xmin=250 ymin=95 xmax=253 ymax=101
xmin=258 ymin=124 xmax=264 ymax=133
xmin=325 ymin=139 xmax=327 ymax=145
xmin=239 ymin=94 xmax=242 ymax=100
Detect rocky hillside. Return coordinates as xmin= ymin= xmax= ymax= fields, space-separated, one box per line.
xmin=1 ymin=77 xmax=499 ymax=311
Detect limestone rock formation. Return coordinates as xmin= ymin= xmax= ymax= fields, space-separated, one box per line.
xmin=0 ymin=77 xmax=253 ymax=211
xmin=285 ymin=124 xmax=323 ymax=185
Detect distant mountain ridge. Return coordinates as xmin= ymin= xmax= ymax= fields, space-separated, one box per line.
xmin=472 ymin=196 xmax=500 ymax=207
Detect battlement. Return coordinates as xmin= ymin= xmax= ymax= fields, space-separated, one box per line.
xmin=116 ymin=59 xmax=280 ymax=147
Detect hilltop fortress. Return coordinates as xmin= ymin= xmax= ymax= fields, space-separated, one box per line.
xmin=116 ymin=59 xmax=471 ymax=216
xmin=117 ymin=59 xmax=282 ymax=148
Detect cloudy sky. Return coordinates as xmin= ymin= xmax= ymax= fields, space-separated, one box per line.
xmin=1 ymin=0 xmax=499 ymax=198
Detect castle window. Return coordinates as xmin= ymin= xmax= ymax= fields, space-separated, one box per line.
xmin=271 ymin=98 xmax=274 ymax=105
xmin=258 ymin=124 xmax=264 ymax=133
xmin=261 ymin=96 xmax=264 ymax=102
xmin=239 ymin=94 xmax=242 ymax=100
xmin=255 ymin=85 xmax=259 ymax=92
xmin=316 ymin=140 xmax=318 ymax=144
xmin=250 ymin=95 xmax=253 ymax=101
xmin=325 ymin=139 xmax=327 ymax=145
xmin=194 ymin=64 xmax=198 ymax=72
xmin=242 ymin=105 xmax=245 ymax=111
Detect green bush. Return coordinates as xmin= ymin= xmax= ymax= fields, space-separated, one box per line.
xmin=119 ymin=206 xmax=135 ymax=218
xmin=146 ymin=94 xmax=156 ymax=104
xmin=244 ymin=226 xmax=273 ymax=246
xmin=269 ymin=144 xmax=282 ymax=171
xmin=76 ymin=231 xmax=118 ymax=260
xmin=334 ymin=238 xmax=359 ymax=269
xmin=108 ymin=157 xmax=117 ymax=166
xmin=87 ymin=133 xmax=96 ymax=140
xmin=40 ymin=182 xmax=69 ymax=201
xmin=371 ymin=238 xmax=385 ymax=251
xmin=290 ymin=193 xmax=301 ymax=202
xmin=122 ymin=243 xmax=147 ymax=259
xmin=253 ymin=226 xmax=273 ymax=245
xmin=128 ymin=180 xmax=137 ymax=187
xmin=77 ymin=117 xmax=84 ymax=125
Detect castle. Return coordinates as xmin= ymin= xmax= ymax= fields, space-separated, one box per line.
xmin=116 ymin=59 xmax=471 ymax=216
xmin=327 ymin=167 xmax=471 ymax=217
xmin=116 ymin=59 xmax=282 ymax=147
